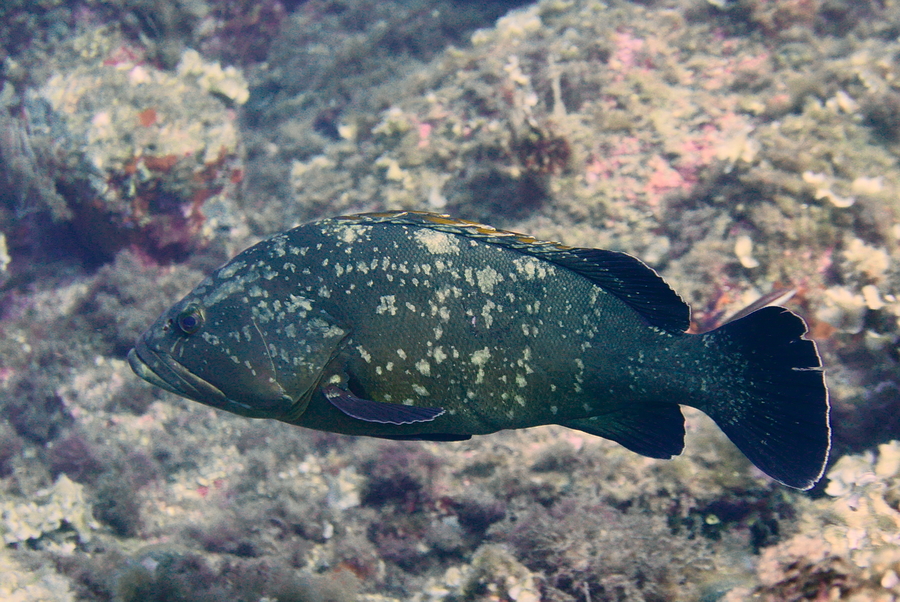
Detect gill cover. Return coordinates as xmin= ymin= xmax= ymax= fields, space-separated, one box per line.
xmin=130 ymin=292 xmax=348 ymax=420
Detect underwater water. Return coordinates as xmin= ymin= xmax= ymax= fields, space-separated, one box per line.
xmin=0 ymin=0 xmax=899 ymax=600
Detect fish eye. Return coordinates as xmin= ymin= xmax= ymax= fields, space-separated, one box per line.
xmin=176 ymin=305 xmax=204 ymax=335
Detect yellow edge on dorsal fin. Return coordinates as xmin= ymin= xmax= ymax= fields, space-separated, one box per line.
xmin=337 ymin=211 xmax=574 ymax=251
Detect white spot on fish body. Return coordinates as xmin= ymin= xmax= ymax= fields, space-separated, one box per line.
xmin=516 ymin=374 xmax=527 ymax=388
xmin=357 ymin=346 xmax=372 ymax=363
xmin=218 ymin=260 xmax=246 ymax=280
xmin=203 ymin=270 xmax=260 ymax=307
xmin=397 ymin=348 xmax=407 ymax=360
xmin=413 ymin=229 xmax=460 ymax=254
xmin=433 ymin=346 xmax=446 ymax=363
xmin=201 ymin=332 xmax=221 ymax=345
xmin=415 ymin=359 xmax=431 ymax=375
xmin=340 ymin=225 xmax=368 ymax=244
xmin=412 ymin=384 xmax=429 ymax=396
xmin=285 ymin=295 xmax=312 ymax=315
xmin=322 ymin=324 xmax=345 ymax=339
xmin=512 ymin=257 xmax=548 ymax=280
xmin=376 ymin=295 xmax=398 ymax=315
xmin=475 ymin=266 xmax=503 ymax=295
xmin=471 ymin=348 xmax=491 ymax=366
xmin=481 ymin=300 xmax=498 ymax=329
xmin=252 ymin=301 xmax=275 ymax=323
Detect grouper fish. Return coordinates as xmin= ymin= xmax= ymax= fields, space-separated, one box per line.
xmin=128 ymin=211 xmax=831 ymax=489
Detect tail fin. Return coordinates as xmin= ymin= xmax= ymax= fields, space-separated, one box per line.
xmin=694 ymin=306 xmax=830 ymax=490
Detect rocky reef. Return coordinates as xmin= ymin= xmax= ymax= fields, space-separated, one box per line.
xmin=1 ymin=0 xmax=899 ymax=600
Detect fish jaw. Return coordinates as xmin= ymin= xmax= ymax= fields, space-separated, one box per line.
xmin=128 ymin=338 xmax=293 ymax=418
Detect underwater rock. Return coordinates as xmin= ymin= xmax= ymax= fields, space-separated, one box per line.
xmin=740 ymin=441 xmax=900 ymax=599
xmin=17 ymin=27 xmax=247 ymax=263
xmin=1 ymin=474 xmax=99 ymax=548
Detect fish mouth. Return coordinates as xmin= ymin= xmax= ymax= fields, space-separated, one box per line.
xmin=128 ymin=340 xmax=233 ymax=408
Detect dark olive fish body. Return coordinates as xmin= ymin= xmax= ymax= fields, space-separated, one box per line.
xmin=129 ymin=212 xmax=830 ymax=489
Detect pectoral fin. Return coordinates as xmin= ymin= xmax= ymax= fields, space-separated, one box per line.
xmin=322 ymin=385 xmax=445 ymax=425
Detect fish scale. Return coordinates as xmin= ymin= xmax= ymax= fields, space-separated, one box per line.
xmin=129 ymin=211 xmax=831 ymax=490
xmin=278 ymin=218 xmax=598 ymax=431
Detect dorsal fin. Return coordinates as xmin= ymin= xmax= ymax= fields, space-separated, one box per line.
xmin=338 ymin=211 xmax=690 ymax=333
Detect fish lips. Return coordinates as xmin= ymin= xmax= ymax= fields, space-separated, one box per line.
xmin=128 ymin=340 xmax=240 ymax=411
xmin=128 ymin=339 xmax=298 ymax=418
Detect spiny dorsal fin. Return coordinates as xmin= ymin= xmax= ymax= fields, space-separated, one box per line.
xmin=338 ymin=211 xmax=690 ymax=333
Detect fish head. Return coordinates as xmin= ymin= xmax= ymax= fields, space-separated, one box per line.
xmin=128 ymin=272 xmax=349 ymax=421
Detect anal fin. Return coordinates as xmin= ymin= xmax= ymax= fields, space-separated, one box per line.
xmin=322 ymin=385 xmax=445 ymax=425
xmin=376 ymin=433 xmax=472 ymax=442
xmin=563 ymin=405 xmax=685 ymax=459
